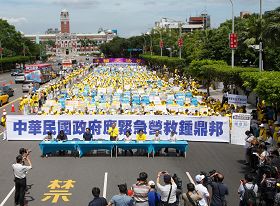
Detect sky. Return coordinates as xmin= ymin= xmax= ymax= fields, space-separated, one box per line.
xmin=0 ymin=0 xmax=279 ymax=37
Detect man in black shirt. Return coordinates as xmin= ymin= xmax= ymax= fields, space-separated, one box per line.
xmin=83 ymin=128 xmax=93 ymax=141
xmin=56 ymin=130 xmax=67 ymax=141
xmin=88 ymin=187 xmax=107 ymax=206
xmin=209 ymin=172 xmax=229 ymax=206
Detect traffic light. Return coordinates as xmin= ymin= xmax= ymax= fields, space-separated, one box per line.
xmin=178 ymin=38 xmax=183 ymax=48
xmin=229 ymin=33 xmax=238 ymax=49
xmin=160 ymin=40 xmax=164 ymax=48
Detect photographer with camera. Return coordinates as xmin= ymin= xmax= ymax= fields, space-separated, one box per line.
xmin=19 ymin=148 xmax=31 ymax=165
xmin=238 ymin=174 xmax=258 ymax=206
xmin=156 ymin=171 xmax=177 ymax=206
xmin=132 ymin=172 xmax=150 ymax=206
xmin=12 ymin=153 xmax=32 ymax=206
xmin=208 ymin=172 xmax=228 ymax=206
xmin=195 ymin=174 xmax=210 ymax=206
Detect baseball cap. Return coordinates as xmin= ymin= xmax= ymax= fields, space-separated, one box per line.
xmin=259 ymin=124 xmax=265 ymax=127
xmin=195 ymin=174 xmax=205 ymax=183
xmin=148 ymin=180 xmax=155 ymax=186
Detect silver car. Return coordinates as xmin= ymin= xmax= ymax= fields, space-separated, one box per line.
xmin=22 ymin=81 xmax=33 ymax=93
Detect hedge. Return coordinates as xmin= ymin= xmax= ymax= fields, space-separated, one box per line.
xmin=140 ymin=54 xmax=186 ymax=73
xmin=0 ymin=56 xmax=35 ymax=64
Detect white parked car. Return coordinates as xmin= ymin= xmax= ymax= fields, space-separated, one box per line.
xmin=14 ymin=73 xmax=25 ymax=83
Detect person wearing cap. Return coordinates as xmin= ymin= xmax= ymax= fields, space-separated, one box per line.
xmin=195 ymin=174 xmax=210 ymax=206
xmin=259 ymin=123 xmax=267 ymax=141
xmin=148 ymin=180 xmax=161 ymax=206
xmin=182 ymin=183 xmax=202 ymax=206
xmin=12 ymin=154 xmax=32 ymax=206
xmin=132 ymin=172 xmax=150 ymax=206
xmin=108 ymin=184 xmax=134 ymax=206
xmin=156 ymin=171 xmax=177 ymax=206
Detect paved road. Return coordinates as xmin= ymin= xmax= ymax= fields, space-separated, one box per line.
xmin=0 ymin=139 xmax=247 ymax=206
xmin=0 ymin=72 xmax=24 ymax=116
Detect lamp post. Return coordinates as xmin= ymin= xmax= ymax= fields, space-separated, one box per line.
xmin=159 ymin=30 xmax=163 ymax=56
xmin=229 ymin=0 xmax=234 ymax=68
xmin=141 ymin=33 xmax=146 ymax=54
xmin=178 ymin=22 xmax=182 ymax=59
xmin=0 ymin=40 xmax=2 ymax=59
xmin=146 ymin=32 xmax=153 ymax=55
xmin=259 ymin=0 xmax=263 ymax=71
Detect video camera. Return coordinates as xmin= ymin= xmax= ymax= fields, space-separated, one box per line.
xmin=200 ymin=169 xmax=218 ymax=186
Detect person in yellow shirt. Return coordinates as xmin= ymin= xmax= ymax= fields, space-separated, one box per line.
xmin=136 ymin=130 xmax=147 ymax=141
xmin=259 ymin=124 xmax=267 ymax=141
xmin=1 ymin=111 xmax=7 ymax=140
xmin=108 ymin=122 xmax=119 ymax=141
xmin=273 ymin=121 xmax=280 ymax=141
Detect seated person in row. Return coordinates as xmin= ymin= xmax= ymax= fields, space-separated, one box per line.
xmin=83 ymin=128 xmax=93 ymax=141
xmin=154 ymin=130 xmax=161 ymax=141
xmin=136 ymin=129 xmax=147 ymax=141
xmin=57 ymin=130 xmax=68 ymax=141
xmin=44 ymin=131 xmax=53 ymax=141
xmin=123 ymin=130 xmax=133 ymax=156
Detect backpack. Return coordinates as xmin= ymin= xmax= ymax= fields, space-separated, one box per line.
xmin=242 ymin=184 xmax=257 ymax=206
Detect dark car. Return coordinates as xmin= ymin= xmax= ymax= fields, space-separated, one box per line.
xmin=11 ymin=69 xmax=22 ymax=76
xmin=0 ymin=86 xmax=14 ymax=97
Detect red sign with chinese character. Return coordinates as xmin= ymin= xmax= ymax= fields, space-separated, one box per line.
xmin=229 ymin=33 xmax=238 ymax=49
xmin=178 ymin=38 xmax=183 ymax=48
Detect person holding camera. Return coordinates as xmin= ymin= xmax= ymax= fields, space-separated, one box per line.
xmin=156 ymin=171 xmax=177 ymax=206
xmin=132 ymin=172 xmax=150 ymax=206
xmin=208 ymin=172 xmax=228 ymax=206
xmin=12 ymin=154 xmax=32 ymax=206
xmin=195 ymin=174 xmax=210 ymax=206
xmin=19 ymin=148 xmax=31 ymax=165
xmin=182 ymin=183 xmax=202 ymax=206
xmin=238 ymin=174 xmax=258 ymax=206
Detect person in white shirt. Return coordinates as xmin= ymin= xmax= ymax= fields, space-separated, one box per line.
xmin=244 ymin=131 xmax=255 ymax=165
xmin=195 ymin=174 xmax=210 ymax=206
xmin=154 ymin=130 xmax=161 ymax=141
xmin=156 ymin=171 xmax=177 ymax=205
xmin=12 ymin=155 xmax=32 ymax=206
xmin=123 ymin=130 xmax=133 ymax=156
xmin=164 ymin=131 xmax=179 ymax=156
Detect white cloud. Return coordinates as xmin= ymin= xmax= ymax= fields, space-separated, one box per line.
xmin=0 ymin=17 xmax=27 ymax=24
xmin=51 ymin=0 xmax=100 ymax=8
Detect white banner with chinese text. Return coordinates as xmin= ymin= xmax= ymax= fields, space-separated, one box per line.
xmin=6 ymin=115 xmax=230 ymax=142
xmin=227 ymin=94 xmax=247 ymax=106
xmin=231 ymin=113 xmax=251 ymax=145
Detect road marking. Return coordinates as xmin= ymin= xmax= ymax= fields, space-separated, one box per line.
xmin=186 ymin=172 xmax=195 ymax=185
xmin=0 ymin=97 xmax=20 ymax=109
xmin=0 ymin=186 xmax=15 ymax=206
xmin=103 ymin=172 xmax=108 ymax=198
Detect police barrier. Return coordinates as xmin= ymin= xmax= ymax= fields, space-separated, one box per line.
xmin=6 ymin=115 xmax=230 ymax=142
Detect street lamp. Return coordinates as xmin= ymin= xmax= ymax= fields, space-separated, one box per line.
xmin=146 ymin=31 xmax=153 ymax=55
xmin=154 ymin=28 xmax=163 ymax=56
xmin=229 ymin=0 xmax=235 ymax=68
xmin=259 ymin=0 xmax=263 ymax=71
xmin=178 ymin=22 xmax=182 ymax=59
xmin=141 ymin=33 xmax=146 ymax=54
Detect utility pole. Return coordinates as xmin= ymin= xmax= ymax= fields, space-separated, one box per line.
xmin=229 ymin=0 xmax=235 ymax=68
xmin=179 ymin=23 xmax=182 ymax=59
xmin=0 ymin=40 xmax=2 ymax=59
xmin=23 ymin=43 xmax=26 ymax=56
xmin=259 ymin=0 xmax=263 ymax=71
